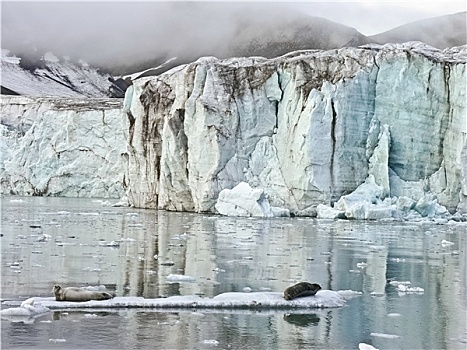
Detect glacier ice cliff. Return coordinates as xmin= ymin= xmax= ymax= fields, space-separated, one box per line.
xmin=1 ymin=42 xmax=465 ymax=218
xmin=1 ymin=96 xmax=126 ymax=197
xmin=123 ymin=42 xmax=466 ymax=217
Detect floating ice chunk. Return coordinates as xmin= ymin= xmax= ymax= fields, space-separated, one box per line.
xmin=215 ymin=182 xmax=289 ymax=217
xmin=397 ymin=285 xmax=424 ymax=293
xmin=202 ymin=339 xmax=219 ymax=345
xmin=112 ymin=196 xmax=131 ymax=207
xmin=441 ymin=239 xmax=455 ymax=247
xmin=49 ymin=339 xmax=67 ymax=343
xmin=243 ymin=287 xmax=252 ymax=293
xmin=356 ymin=262 xmax=368 ymax=268
xmin=359 ymin=343 xmax=379 ymax=350
xmin=370 ymin=332 xmax=401 ymax=339
xmin=387 ymin=313 xmax=402 ymax=317
xmin=316 ymin=204 xmax=346 ymax=219
xmin=389 ymin=281 xmax=411 ymax=286
xmin=98 ymin=241 xmax=120 ymax=247
xmin=166 ymin=274 xmax=196 ymax=283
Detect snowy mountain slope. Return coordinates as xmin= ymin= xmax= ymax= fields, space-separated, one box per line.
xmin=0 ymin=50 xmax=127 ymax=98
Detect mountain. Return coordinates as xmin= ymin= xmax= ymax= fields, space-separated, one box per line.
xmin=1 ymin=10 xmax=465 ymax=98
xmin=368 ymin=12 xmax=466 ymax=49
xmin=0 ymin=50 xmax=130 ymax=98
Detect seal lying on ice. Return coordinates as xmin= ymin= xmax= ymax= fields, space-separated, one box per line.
xmin=53 ymin=285 xmax=113 ymax=302
xmin=283 ymin=282 xmax=321 ymax=300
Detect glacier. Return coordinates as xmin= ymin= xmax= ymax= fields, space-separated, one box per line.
xmin=1 ymin=96 xmax=127 ymax=198
xmin=1 ymin=42 xmax=466 ymax=218
xmin=123 ymin=42 xmax=466 ymax=217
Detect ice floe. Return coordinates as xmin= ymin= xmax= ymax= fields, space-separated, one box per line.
xmin=1 ymin=290 xmax=345 ymax=312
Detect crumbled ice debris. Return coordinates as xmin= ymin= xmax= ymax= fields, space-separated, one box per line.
xmin=202 ymin=339 xmax=219 ymax=346
xmin=389 ymin=280 xmax=411 ymax=286
xmin=397 ymin=284 xmax=424 ymax=293
xmin=84 ymin=313 xmax=97 ymax=318
xmin=0 ymin=298 xmax=50 ymax=319
xmin=120 ymin=238 xmax=136 ymax=242
xmin=166 ymin=274 xmax=196 ymax=282
xmin=359 ymin=343 xmax=379 ymax=350
xmin=49 ymin=339 xmax=66 ymax=343
xmin=98 ymin=241 xmax=120 ymax=247
xmin=126 ymin=212 xmax=139 ymax=217
xmin=9 ymin=199 xmax=24 ymax=203
xmin=128 ymin=223 xmax=143 ymax=228
xmin=441 ymin=239 xmax=455 ymax=247
xmin=100 ymin=200 xmax=112 ymax=207
xmin=113 ymin=196 xmax=131 ymax=207
xmin=370 ymin=333 xmax=401 ymax=339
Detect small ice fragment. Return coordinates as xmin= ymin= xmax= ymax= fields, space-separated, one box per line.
xmin=166 ymin=274 xmax=196 ymax=282
xmin=357 ymin=262 xmax=368 ymax=268
xmin=84 ymin=313 xmax=97 ymax=318
xmin=441 ymin=239 xmax=455 ymax=247
xmin=49 ymin=339 xmax=67 ymax=343
xmin=98 ymin=241 xmax=120 ymax=247
xmin=243 ymin=287 xmax=252 ymax=293
xmin=389 ymin=280 xmax=411 ymax=286
xmin=370 ymin=332 xmax=401 ymax=339
xmin=387 ymin=313 xmax=402 ymax=317
xmin=397 ymin=285 xmax=424 ymax=293
xmin=359 ymin=343 xmax=379 ymax=350
xmin=202 ymin=339 xmax=219 ymax=345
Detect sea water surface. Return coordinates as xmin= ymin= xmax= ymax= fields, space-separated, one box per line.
xmin=1 ymin=196 xmax=466 ymax=350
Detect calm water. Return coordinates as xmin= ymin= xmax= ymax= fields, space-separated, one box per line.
xmin=1 ymin=196 xmax=466 ymax=350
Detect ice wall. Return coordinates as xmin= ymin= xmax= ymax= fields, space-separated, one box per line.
xmin=1 ymin=96 xmax=126 ymax=197
xmin=123 ymin=43 xmax=466 ymax=215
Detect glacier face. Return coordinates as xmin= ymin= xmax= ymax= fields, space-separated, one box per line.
xmin=1 ymin=96 xmax=126 ymax=198
xmin=123 ymin=42 xmax=466 ymax=215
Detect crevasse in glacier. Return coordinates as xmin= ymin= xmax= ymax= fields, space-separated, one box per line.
xmin=123 ymin=42 xmax=466 ymax=217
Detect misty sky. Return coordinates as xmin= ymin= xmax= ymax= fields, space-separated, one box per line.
xmin=1 ymin=1 xmax=465 ymax=69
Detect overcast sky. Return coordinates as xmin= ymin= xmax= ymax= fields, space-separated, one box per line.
xmin=1 ymin=1 xmax=465 ymax=68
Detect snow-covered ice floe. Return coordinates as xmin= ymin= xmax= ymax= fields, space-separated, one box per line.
xmin=2 ymin=290 xmax=345 ymax=312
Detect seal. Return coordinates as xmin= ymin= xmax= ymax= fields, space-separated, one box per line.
xmin=53 ymin=285 xmax=113 ymax=302
xmin=283 ymin=282 xmax=321 ymax=300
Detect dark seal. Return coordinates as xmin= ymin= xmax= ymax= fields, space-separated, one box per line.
xmin=283 ymin=282 xmax=321 ymax=300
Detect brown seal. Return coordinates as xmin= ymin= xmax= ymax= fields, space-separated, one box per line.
xmin=53 ymin=285 xmax=113 ymax=302
xmin=283 ymin=282 xmax=321 ymax=300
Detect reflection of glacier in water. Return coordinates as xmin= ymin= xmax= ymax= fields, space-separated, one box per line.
xmin=1 ymin=196 xmax=466 ymax=349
